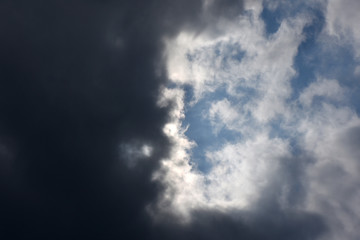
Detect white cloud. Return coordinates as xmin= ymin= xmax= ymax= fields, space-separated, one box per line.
xmin=154 ymin=1 xmax=360 ymax=239
xmin=154 ymin=92 xmax=292 ymax=216
xmin=203 ymin=133 xmax=290 ymax=209
xmin=208 ymin=98 xmax=243 ymax=133
xmin=325 ymin=0 xmax=360 ymax=57
xmin=165 ymin=4 xmax=308 ymax=122
xmin=298 ymin=103 xmax=360 ymax=240
xmin=299 ymin=77 xmax=346 ymax=107
xmin=151 ymin=91 xmax=204 ymax=222
xmin=155 ymin=0 xmax=308 ymax=217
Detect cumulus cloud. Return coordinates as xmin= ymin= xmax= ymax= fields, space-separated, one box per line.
xmin=157 ymin=0 xmax=360 ymax=239
xmin=166 ymin=3 xmax=308 ymax=122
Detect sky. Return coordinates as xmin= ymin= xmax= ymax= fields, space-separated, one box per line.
xmin=0 ymin=0 xmax=359 ymax=239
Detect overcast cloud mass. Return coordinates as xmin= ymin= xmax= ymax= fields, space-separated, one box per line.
xmin=0 ymin=0 xmax=359 ymax=239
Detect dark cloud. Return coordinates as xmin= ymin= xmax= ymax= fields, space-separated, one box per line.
xmin=0 ymin=0 xmax=326 ymax=239
xmin=151 ymin=209 xmax=326 ymax=240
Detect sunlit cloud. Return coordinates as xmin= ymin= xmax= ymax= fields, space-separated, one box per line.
xmin=154 ymin=1 xmax=360 ymax=239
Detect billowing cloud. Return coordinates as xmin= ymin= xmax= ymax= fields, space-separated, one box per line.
xmin=156 ymin=0 xmax=360 ymax=239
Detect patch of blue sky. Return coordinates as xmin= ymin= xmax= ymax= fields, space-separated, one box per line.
xmin=260 ymin=3 xmax=347 ymax=155
xmin=289 ymin=10 xmax=360 ymax=113
xmin=182 ymin=86 xmax=242 ymax=173
xmin=229 ymin=84 xmax=258 ymax=101
xmin=260 ymin=1 xmax=356 ymax=104
xmin=321 ymin=47 xmax=360 ymax=113
xmin=269 ymin=3 xmax=360 ymax=112
xmin=216 ymin=42 xmax=245 ymax=63
xmin=260 ymin=3 xmax=281 ymax=36
xmin=314 ymin=44 xmax=360 ymax=87
xmin=260 ymin=0 xmax=315 ymax=37
xmin=182 ymin=84 xmax=196 ymax=105
xmin=290 ymin=8 xmax=325 ymax=100
xmin=262 ymin=0 xmax=323 ymax=25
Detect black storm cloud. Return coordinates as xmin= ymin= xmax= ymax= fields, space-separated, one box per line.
xmin=0 ymin=1 xmax=326 ymax=239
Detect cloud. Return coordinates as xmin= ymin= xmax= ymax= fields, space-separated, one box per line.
xmin=299 ymin=77 xmax=346 ymax=107
xmin=208 ymin=98 xmax=243 ymax=133
xmin=165 ymin=3 xmax=308 ymax=122
xmin=298 ymin=101 xmax=360 ymax=240
xmin=325 ymin=0 xmax=360 ymax=57
xmin=1 ymin=0 xmax=358 ymax=239
xmin=3 ymin=0 xmax=319 ymax=239
xmin=0 ymin=0 xmax=240 ymax=237
xmin=157 ymin=1 xmax=360 ymax=239
xmin=119 ymin=142 xmax=154 ymax=168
